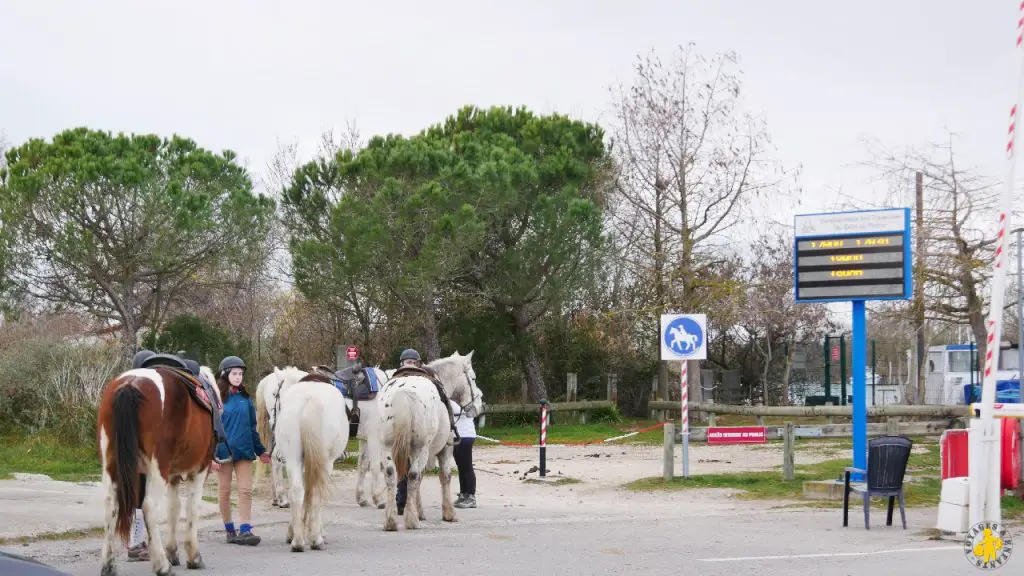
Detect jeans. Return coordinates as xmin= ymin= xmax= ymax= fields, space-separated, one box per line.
xmin=453 ymin=437 xmax=476 ymax=495
xmin=396 ymin=477 xmax=407 ymax=508
xmin=396 ymin=437 xmax=476 ymax=507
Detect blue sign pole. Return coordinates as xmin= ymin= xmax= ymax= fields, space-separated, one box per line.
xmin=851 ymin=300 xmax=867 ymax=481
xmin=793 ymin=207 xmax=912 ymax=483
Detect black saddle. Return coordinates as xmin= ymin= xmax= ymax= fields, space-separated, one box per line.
xmin=140 ymin=353 xmax=200 ymax=377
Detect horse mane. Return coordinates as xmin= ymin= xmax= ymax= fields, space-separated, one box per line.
xmin=199 ymin=366 xmax=219 ymax=403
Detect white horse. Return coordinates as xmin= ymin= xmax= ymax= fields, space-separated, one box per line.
xmin=274 ymin=371 xmax=351 ymax=552
xmin=378 ymin=350 xmax=481 ymax=531
xmin=254 ymin=366 xmax=389 ymax=509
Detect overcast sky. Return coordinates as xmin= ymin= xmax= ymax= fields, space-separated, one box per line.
xmin=2 ymin=0 xmax=1022 ymax=299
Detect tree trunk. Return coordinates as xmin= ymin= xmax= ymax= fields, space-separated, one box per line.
xmin=418 ymin=291 xmax=442 ymax=361
xmin=511 ymin=306 xmax=548 ymax=401
xmin=119 ymin=315 xmax=140 ymax=364
xmin=780 ymin=341 xmax=795 ymax=405
xmin=654 ymin=177 xmax=668 ymax=402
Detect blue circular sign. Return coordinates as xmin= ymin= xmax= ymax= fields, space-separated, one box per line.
xmin=664 ymin=317 xmax=704 ymax=356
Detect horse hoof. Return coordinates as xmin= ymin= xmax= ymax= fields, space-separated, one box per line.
xmin=186 ymin=554 xmax=205 ymax=570
xmin=357 ymin=500 xmax=370 ymax=508
xmin=291 ymin=545 xmax=305 ymax=553
xmin=100 ymin=561 xmax=117 ymax=576
xmin=166 ymin=547 xmax=180 ymax=566
xmin=279 ymin=502 xmax=290 ymax=509
xmin=384 ymin=517 xmax=398 ymax=532
xmin=311 ymin=542 xmax=324 ymax=551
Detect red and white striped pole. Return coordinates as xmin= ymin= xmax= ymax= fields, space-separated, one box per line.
xmin=969 ymin=0 xmax=1024 ymax=528
xmin=681 ymin=361 xmax=690 ymax=478
xmin=539 ymin=399 xmax=549 ymax=478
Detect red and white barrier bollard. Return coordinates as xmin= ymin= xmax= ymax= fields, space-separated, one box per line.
xmin=681 ymin=361 xmax=690 ymax=478
xmin=539 ymin=399 xmax=549 ymax=478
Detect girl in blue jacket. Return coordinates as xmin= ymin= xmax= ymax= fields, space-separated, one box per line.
xmin=211 ymin=355 xmax=269 ymax=545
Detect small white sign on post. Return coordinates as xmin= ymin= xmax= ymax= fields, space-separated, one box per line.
xmin=660 ymin=313 xmax=708 ymax=361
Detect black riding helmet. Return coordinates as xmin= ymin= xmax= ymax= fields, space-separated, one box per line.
xmin=399 ymin=349 xmax=421 ymax=362
xmin=131 ymin=350 xmax=155 ymax=369
xmin=218 ymin=355 xmax=246 ymax=377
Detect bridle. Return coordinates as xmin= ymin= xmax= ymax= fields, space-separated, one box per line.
xmin=455 ymin=364 xmax=481 ymax=416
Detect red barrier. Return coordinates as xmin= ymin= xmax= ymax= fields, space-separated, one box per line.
xmin=940 ymin=420 xmax=1021 ymax=490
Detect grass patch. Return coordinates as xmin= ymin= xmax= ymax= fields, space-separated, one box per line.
xmin=480 ymin=418 xmax=664 ymax=445
xmin=0 ymin=435 xmax=100 ymax=482
xmin=334 ymin=455 xmax=358 ymax=470
xmin=0 ymin=527 xmax=105 ymax=546
xmin=524 ymin=476 xmax=582 ymax=486
xmin=624 ymin=439 xmax=947 ymax=510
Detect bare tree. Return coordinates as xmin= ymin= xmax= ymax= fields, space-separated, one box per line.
xmin=868 ymin=135 xmax=1003 ymax=378
xmin=743 ymin=226 xmax=836 ymax=405
xmin=607 ymin=43 xmax=787 ymax=404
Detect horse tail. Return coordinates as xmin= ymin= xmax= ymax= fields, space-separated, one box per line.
xmin=300 ymin=399 xmax=329 ymax=524
xmin=111 ymin=383 xmax=144 ymax=544
xmin=253 ymin=381 xmax=272 ymax=487
xmin=390 ymin=393 xmax=413 ymax=480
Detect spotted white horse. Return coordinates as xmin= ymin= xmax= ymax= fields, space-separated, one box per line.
xmin=378 ymin=350 xmax=482 ymax=531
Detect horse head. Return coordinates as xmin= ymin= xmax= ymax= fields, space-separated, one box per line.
xmin=428 ymin=350 xmax=483 ymax=417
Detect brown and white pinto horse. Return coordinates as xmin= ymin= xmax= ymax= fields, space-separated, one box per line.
xmin=96 ymin=366 xmax=218 ymax=576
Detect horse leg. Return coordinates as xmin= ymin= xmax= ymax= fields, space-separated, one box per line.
xmin=184 ymin=470 xmax=207 ymax=569
xmin=309 ymin=466 xmax=327 ymax=551
xmin=382 ymin=455 xmax=399 ymax=532
xmin=356 ymin=438 xmax=370 ymax=507
xmin=273 ymin=456 xmax=290 ymax=508
xmin=99 ymin=454 xmax=119 ymax=576
xmin=143 ymin=466 xmax=174 ymax=576
xmin=404 ymin=449 xmax=430 ymax=530
xmin=164 ymin=478 xmax=181 ymax=567
xmin=437 ymin=448 xmax=457 ymax=523
xmin=286 ymin=461 xmax=306 ymax=552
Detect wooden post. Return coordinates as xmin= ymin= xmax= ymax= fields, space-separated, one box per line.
xmin=607 ymin=374 xmax=618 ymax=403
xmin=757 ymin=416 xmax=765 ymax=427
xmin=478 ymin=414 xmax=487 ymax=429
xmin=887 ymin=417 xmax=900 ymax=436
xmin=663 ymin=423 xmax=675 ymax=481
xmin=708 ymin=412 xmax=716 ymax=427
xmin=783 ymin=422 xmax=795 ymax=481
xmin=566 ymin=373 xmax=578 ymax=402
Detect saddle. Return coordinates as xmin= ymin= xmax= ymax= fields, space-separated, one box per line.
xmin=139 ymin=354 xmax=225 ymax=442
xmin=309 ymin=365 xmax=366 ymax=438
xmin=390 ymin=365 xmax=459 ymax=443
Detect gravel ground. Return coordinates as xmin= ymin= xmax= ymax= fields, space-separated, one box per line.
xmin=1 ymin=439 xmax=998 ymax=575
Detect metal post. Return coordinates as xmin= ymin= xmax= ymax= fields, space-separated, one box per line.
xmin=680 ymin=361 xmax=690 ymax=478
xmin=1016 ymin=228 xmax=1024 ymax=488
xmin=824 ymin=336 xmax=832 ymax=403
xmin=872 ymin=340 xmax=877 ymax=407
xmin=1016 ymin=227 xmax=1023 ymax=387
xmin=851 ymin=302 xmax=868 ymax=480
xmin=840 ymin=333 xmax=848 ymax=406
xmin=538 ymin=399 xmax=548 ymax=478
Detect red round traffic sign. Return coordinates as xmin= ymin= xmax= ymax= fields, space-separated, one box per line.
xmin=346 ymin=346 xmax=359 ymax=360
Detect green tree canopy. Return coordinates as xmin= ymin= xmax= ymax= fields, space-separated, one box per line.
xmin=424 ymin=106 xmax=611 ymax=399
xmin=0 ymin=127 xmax=275 ymax=354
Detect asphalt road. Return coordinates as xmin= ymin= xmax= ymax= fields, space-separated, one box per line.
xmin=8 ymin=494 xmax=996 ymax=576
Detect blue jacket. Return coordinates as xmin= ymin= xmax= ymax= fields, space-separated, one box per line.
xmin=214 ymin=390 xmax=266 ymax=462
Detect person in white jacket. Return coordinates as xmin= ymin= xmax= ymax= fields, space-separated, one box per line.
xmin=449 ymin=399 xmax=477 ymax=508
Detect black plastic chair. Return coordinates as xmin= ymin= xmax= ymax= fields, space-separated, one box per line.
xmin=842 ymin=435 xmax=912 ymax=530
